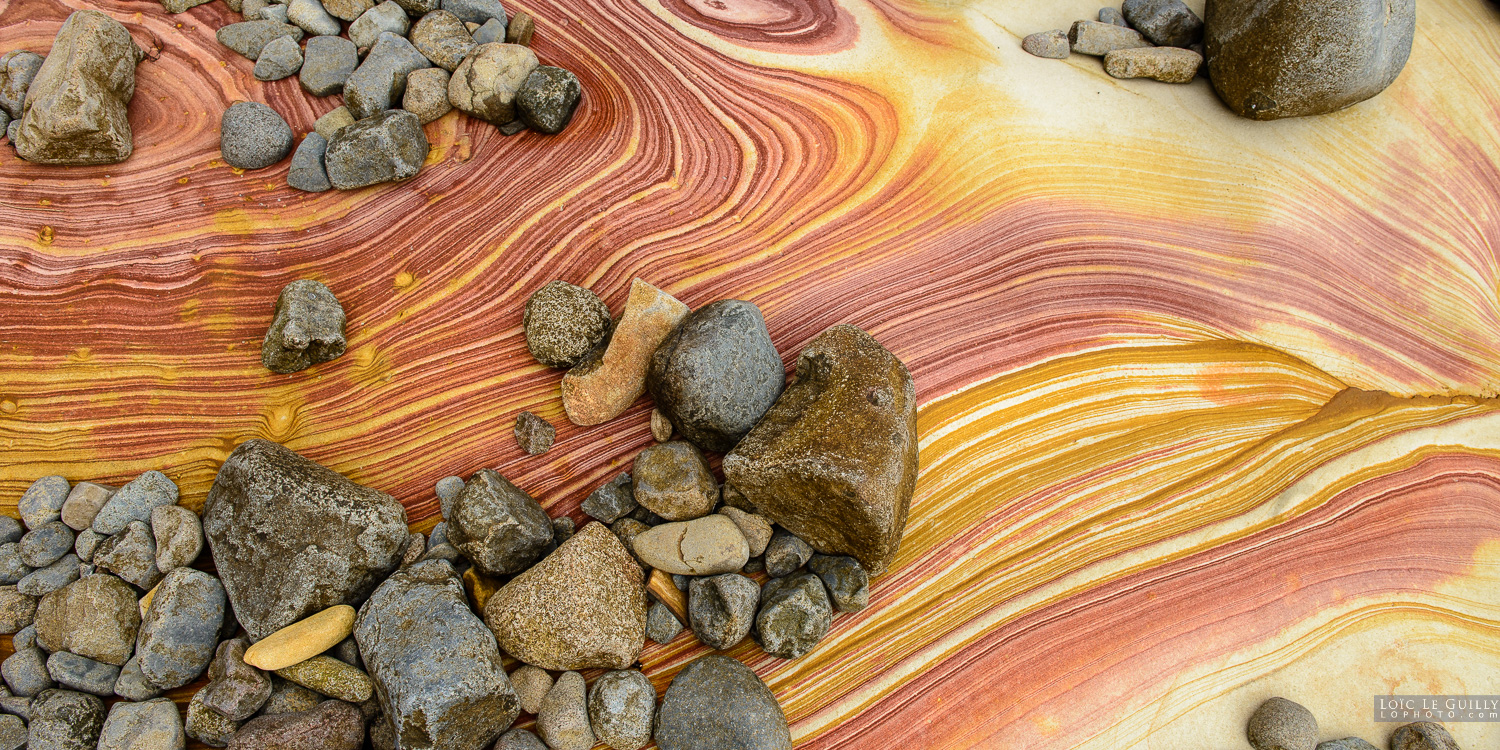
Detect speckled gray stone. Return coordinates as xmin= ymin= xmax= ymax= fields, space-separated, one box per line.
xmin=46 ymin=652 xmax=118 ymax=697
xmin=287 ymin=132 xmax=332 ymax=193
xmin=0 ymin=546 xmax=30 ymax=585
xmin=137 ymin=568 xmax=226 ymax=690
xmin=509 ymin=664 xmax=551 ymax=714
xmin=3 ymin=647 xmax=53 ymax=696
xmin=515 ymin=65 xmax=581 ymax=135
xmin=216 ymin=21 xmax=305 ymax=61
xmin=1121 ymin=0 xmax=1201 ymax=47
xmin=349 ymin=2 xmax=411 ymax=49
xmin=399 ymin=531 xmax=427 ymax=567
xmin=17 ymin=553 xmax=80 ymax=596
xmin=93 ymin=521 xmax=160 ymax=590
xmin=807 ymin=554 xmax=868 ymax=613
xmin=34 ymin=575 xmax=139 ymax=665
xmin=537 ymin=671 xmax=593 ymax=750
xmin=150 ymin=505 xmax=201 ymax=574
xmin=443 ymin=0 xmax=505 ymax=24
xmin=98 ymin=698 xmax=185 ymax=750
xmin=655 ymin=655 xmax=790 ymax=750
xmin=324 ymin=109 xmax=430 ymax=189
xmin=588 ymin=669 xmax=654 ymax=750
xmin=220 ymin=102 xmax=293 ymax=170
xmin=19 ymin=522 xmax=73 ymax=569
xmin=200 ymin=637 xmax=271 ymax=721
xmin=0 ymin=714 xmax=24 ymax=750
xmin=112 ymin=656 xmax=162 ymax=702
xmin=0 ymin=586 xmax=35 ymax=634
xmin=288 ymin=0 xmax=342 ymax=36
xmin=436 ymin=477 xmax=465 ymax=518
xmin=0 ymin=50 xmax=45 ymax=120
xmin=447 ymin=469 xmax=553 ymax=577
xmin=429 ymin=521 xmax=449 ymax=547
xmin=763 ymin=529 xmax=812 ymax=578
xmin=12 ymin=624 xmax=34 ymax=651
xmin=323 ymin=0 xmax=374 ymax=21
xmin=0 ymin=696 xmax=26 ymax=722
xmin=274 ymin=656 xmax=372 ymax=704
xmin=19 ymin=476 xmax=70 ymax=529
xmin=523 ymin=281 xmax=612 ymax=369
xmin=1022 ymin=30 xmax=1070 ymax=59
xmin=261 ymin=280 xmax=346 ymax=372
xmin=646 ymin=600 xmax=682 ymax=644
xmin=1247 ymin=697 xmax=1317 ymax=750
xmin=73 ymin=529 xmax=103 ymax=563
xmin=354 ymin=560 xmax=518 ymax=750
xmin=1389 ymin=723 xmax=1460 ymax=750
xmin=552 ymin=516 xmax=575 ymax=545
xmin=583 ymin=473 xmax=636 ymax=524
xmin=513 ymin=411 xmax=555 ymax=456
xmin=495 ymin=728 xmax=546 ymax=750
xmin=1100 ymin=6 xmax=1129 ymax=26
xmin=1067 ymin=20 xmax=1150 ymax=56
xmin=202 ymin=439 xmax=408 ymax=641
xmin=298 ymin=35 xmax=358 ymax=97
xmin=1316 ymin=739 xmax=1378 ymax=750
xmin=260 ymin=676 xmax=324 ymax=715
xmin=344 ymin=32 xmax=431 ymax=119
xmin=410 ymin=9 xmax=474 ymax=70
xmin=472 ymin=16 xmax=505 ymax=44
xmin=29 ymin=689 xmax=105 ymax=750
xmin=186 ymin=691 xmax=240 ymax=747
xmin=253 ymin=35 xmax=303 ymax=80
xmin=61 ymin=483 xmax=113 ymax=531
xmin=0 ymin=518 xmax=20 ymax=546
xmin=688 ymin=574 xmax=758 ymax=650
xmin=755 ymin=573 xmax=831 ymax=659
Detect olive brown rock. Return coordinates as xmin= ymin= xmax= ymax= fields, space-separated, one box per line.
xmin=410 ymin=9 xmax=475 ymax=70
xmin=582 ymin=473 xmax=637 ymax=524
xmin=324 ymin=109 xmax=430 ymax=189
xmin=562 ymin=279 xmax=690 ymax=425
xmin=448 ymin=43 xmax=538 ymax=125
xmin=513 ymin=411 xmax=555 ymax=455
xmin=29 ymin=689 xmax=106 ymax=750
xmin=98 ymin=698 xmax=185 ymax=750
xmin=299 ymin=35 xmax=359 ymax=97
xmin=807 ymin=553 xmax=869 ymax=612
xmin=273 ymin=656 xmax=371 ymax=703
xmin=483 ymin=522 xmax=647 ymax=671
xmin=723 ymin=324 xmax=917 ymax=575
xmin=447 ymin=469 xmax=553 ymax=576
xmin=185 ymin=691 xmax=240 ymax=747
xmin=402 ymin=66 xmax=453 ymax=124
xmin=199 ymin=638 xmax=272 ymax=720
xmin=632 ymin=441 xmax=717 ymax=521
xmin=14 ymin=11 xmax=143 ymax=166
xmin=227 ymin=700 xmax=364 ymax=750
xmin=202 ymin=439 xmax=409 ymax=642
xmin=93 ymin=521 xmax=160 ymax=590
xmin=647 ymin=300 xmax=785 ymax=452
xmin=687 ymin=573 xmax=758 ymax=650
xmin=515 ymin=65 xmax=581 ymax=135
xmin=1246 ymin=697 xmax=1317 ymax=750
xmin=355 ymin=560 xmax=519 ymax=750
xmin=35 ymin=574 xmax=140 ymax=665
xmin=654 ymin=655 xmax=791 ymax=750
xmin=755 ymin=573 xmax=832 ymax=659
xmin=1105 ymin=47 xmax=1202 ymax=83
xmin=1068 ymin=19 xmax=1150 ymax=56
xmin=1389 ymin=722 xmax=1460 ymax=750
xmin=537 ymin=671 xmax=594 ymax=750
xmin=261 ymin=280 xmax=346 ymax=373
xmin=1204 ymin=0 xmax=1414 ymax=120
xmin=136 ymin=568 xmax=226 ymax=690
xmin=151 ymin=504 xmax=202 ymax=573
xmin=524 ymin=281 xmax=612 ymax=369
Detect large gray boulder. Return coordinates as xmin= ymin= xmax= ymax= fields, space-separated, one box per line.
xmin=15 ymin=10 xmax=143 ymax=165
xmin=201 ymin=439 xmax=409 ymax=641
xmin=355 ymin=560 xmax=519 ymax=750
xmin=1204 ymin=0 xmax=1415 ymax=120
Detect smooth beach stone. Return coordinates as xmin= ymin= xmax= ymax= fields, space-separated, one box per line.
xmin=1105 ymin=47 xmax=1202 ymax=83
xmin=631 ymin=442 xmax=717 ymax=521
xmin=646 ymin=600 xmax=683 ymax=644
xmin=253 ymin=35 xmax=303 ymax=81
xmin=354 ymin=560 xmax=518 ymax=750
xmin=343 ymin=32 xmax=431 ymax=120
xmin=3 ymin=647 xmax=53 ymax=696
xmin=13 ymin=11 xmax=143 ymax=165
xmin=1317 ymin=739 xmax=1379 ymax=750
xmin=504 ymin=10 xmax=532 ymax=44
xmin=29 ymin=689 xmax=106 ymax=750
xmin=227 ymin=699 xmax=364 ymax=750
xmin=755 ymin=573 xmax=832 ymax=659
xmin=261 ymin=280 xmax=346 ymax=373
xmin=288 ymin=132 xmax=333 ymax=193
xmin=0 ymin=714 xmax=24 ymax=750
xmin=0 ymin=518 xmax=19 ymax=546
xmin=98 ymin=698 xmax=185 ymax=750
xmin=216 ymin=21 xmax=305 ymax=61
xmin=410 ymin=9 xmax=474 ymax=70
xmin=220 ymin=102 xmax=294 ymax=170
xmin=495 ymin=728 xmax=547 ymax=750
xmin=61 ymin=482 xmax=113 ymax=531
xmin=1100 ymin=6 xmax=1128 ymax=26
xmin=509 ymin=664 xmax=551 ymax=714
xmin=35 ymin=574 xmax=140 ymax=665
xmin=201 ymin=439 xmax=408 ymax=642
xmin=632 ymin=515 xmax=749 ymax=576
xmin=654 ymin=655 xmax=790 ymax=750
xmin=588 ymin=669 xmax=654 ymax=750
xmin=245 ymin=605 xmax=356 ymax=671
xmin=0 ymin=545 xmax=29 ymax=585
xmin=1390 ymin=722 xmax=1461 ymax=750
xmin=137 ymin=568 xmax=226 ymax=690
xmin=323 ymin=109 xmax=430 ymax=189
xmin=807 ymin=554 xmax=869 ymax=613
xmin=19 ymin=476 xmax=70 ymax=529
xmin=323 ymin=0 xmax=374 ymax=21
xmin=17 ymin=553 xmax=79 ymax=595
xmin=723 ymin=325 xmax=918 ymax=576
xmin=313 ymin=105 xmax=355 ymax=140
xmin=536 ymin=671 xmax=593 ymax=750
xmin=447 ymin=469 xmax=553 ymax=577
xmin=287 ymin=0 xmax=342 ymax=36
xmin=718 ymin=508 xmax=772 ymax=557
xmin=1121 ymin=0 xmax=1202 ymax=47
xmin=1247 ymin=697 xmax=1317 ymax=750
xmin=443 ymin=0 xmax=505 ymax=24
xmin=274 ymin=656 xmax=372 ymax=703
xmin=19 ymin=522 xmax=73 ymax=569
xmin=1068 ymin=19 xmax=1151 ymax=56
xmin=402 ymin=66 xmax=452 ymax=124
xmin=435 ymin=476 xmax=465 ymax=518
xmin=93 ymin=521 xmax=160 ymax=590
xmin=582 ymin=473 xmax=636 ymax=524
xmin=299 ymin=35 xmax=359 ymax=97
xmin=200 ymin=638 xmax=273 ymax=720
xmin=472 ymin=16 xmax=505 ymax=44
xmin=150 ymin=505 xmax=203 ymax=574
xmin=46 ymin=651 xmax=119 ymax=696
xmin=113 ymin=656 xmax=162 ymax=702
xmin=1022 ymin=30 xmax=1070 ymax=59
xmin=0 ymin=50 xmax=45 ymax=119
xmin=349 ymin=2 xmax=411 ymax=50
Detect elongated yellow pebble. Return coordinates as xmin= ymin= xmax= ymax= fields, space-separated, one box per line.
xmin=243 ymin=605 xmax=357 ymax=671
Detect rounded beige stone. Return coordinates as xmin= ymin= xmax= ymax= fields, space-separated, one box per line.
xmin=244 ymin=604 xmax=356 ymax=670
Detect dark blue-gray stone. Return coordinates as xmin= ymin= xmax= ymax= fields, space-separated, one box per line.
xmin=18 ymin=553 xmax=80 ymax=596
xmin=93 ymin=470 xmax=178 ymax=535
xmin=19 ymin=476 xmax=70 ymax=529
xmin=442 ymin=0 xmax=504 ymax=24
xmin=3 ymin=647 xmax=53 ymax=696
xmin=93 ymin=521 xmax=160 ymax=590
xmin=136 ymin=568 xmax=226 ymax=690
xmin=0 ymin=545 xmax=31 ymax=585
xmin=288 ymin=132 xmax=332 ymax=193
xmin=299 ymin=35 xmax=358 ymax=97
xmin=654 ymin=655 xmax=790 ymax=750
xmin=342 ymin=32 xmax=430 ymax=119
xmin=806 ymin=554 xmax=869 ymax=613
xmin=46 ymin=652 xmax=118 ymax=697
xmin=582 ymin=473 xmax=636 ymax=524
xmin=19 ymin=522 xmax=74 ymax=569
xmin=763 ymin=529 xmax=811 ymax=579
xmin=687 ymin=574 xmax=758 ymax=650
xmin=754 ymin=573 xmax=831 ymax=659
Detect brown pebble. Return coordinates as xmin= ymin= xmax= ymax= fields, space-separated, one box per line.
xmin=1022 ymin=30 xmax=1069 ymax=59
xmin=228 ymin=699 xmax=364 ymax=750
xmin=1068 ymin=19 xmax=1151 ymax=56
xmin=506 ymin=11 xmax=534 ymax=45
xmin=462 ymin=566 xmax=502 ymax=612
xmin=650 ymin=408 xmax=673 ymax=442
xmin=274 ymin=655 xmax=373 ymax=703
xmin=514 ymin=411 xmax=556 ymax=455
xmin=243 ymin=605 xmax=356 ymax=671
xmin=1104 ymin=46 xmax=1201 ymax=83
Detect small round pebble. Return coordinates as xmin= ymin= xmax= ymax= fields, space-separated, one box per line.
xmin=588 ymin=669 xmax=655 ymax=750
xmin=755 ymin=573 xmax=832 ymax=659
xmin=46 ymin=651 xmax=119 ymax=697
xmin=807 ymin=553 xmax=869 ymax=613
xmin=260 ymin=676 xmax=325 ymax=715
xmin=551 ymin=516 xmax=575 ymax=545
xmin=221 ymin=101 xmax=294 ymax=170
xmin=516 ymin=65 xmax=581 ymax=134
xmin=19 ymin=521 xmax=74 ymax=569
xmin=253 ymin=34 xmax=304 ymax=81
xmin=1022 ymin=29 xmax=1071 ymax=59
xmin=113 ymin=656 xmax=163 ymax=702
xmin=763 ymin=528 xmax=812 ymax=578
xmin=632 ymin=442 xmax=717 ymax=521
xmin=646 ymin=600 xmax=683 ymax=644
xmin=1247 ymin=697 xmax=1318 ymax=750
xmin=98 ymin=698 xmax=186 ymax=750
xmin=435 ymin=477 xmax=465 ymax=519
xmin=2 ymin=647 xmax=53 ymax=696
xmin=510 ymin=664 xmax=552 ymax=715
xmin=19 ymin=476 xmax=70 ymax=529
xmin=537 ymin=671 xmax=594 ymax=750
xmin=688 ymin=573 xmax=759 ymax=650
xmin=1390 ymin=722 xmax=1461 ymax=750
xmin=514 ymin=411 xmax=556 ymax=455
xmin=495 ymin=727 xmax=547 ymax=750
xmin=523 ymin=281 xmax=612 ymax=369
xmin=73 ymin=528 xmax=104 ymax=563
xmin=718 ymin=507 xmax=772 ymax=557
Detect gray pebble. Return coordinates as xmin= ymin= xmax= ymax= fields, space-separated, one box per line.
xmin=763 ymin=529 xmax=812 ymax=578
xmin=0 ymin=714 xmax=24 ymax=750
xmin=399 ymin=531 xmax=427 ymax=568
xmin=73 ymin=529 xmax=104 ymax=563
xmin=0 ymin=587 xmax=36 ymax=635
xmin=392 ymin=0 xmax=438 ymax=14
xmin=30 ymin=689 xmax=106 ymax=750
xmin=609 ymin=518 xmax=651 ymax=573
xmin=324 ymin=108 xmax=429 ymax=189
xmin=0 ymin=696 xmax=26 ymax=723
xmin=646 ymin=600 xmax=682 ymax=644
xmin=46 ymin=652 xmax=118 ymax=697
xmin=435 ymin=477 xmax=465 ymax=519
xmin=442 ymin=0 xmax=505 ymax=24
xmin=807 ymin=554 xmax=869 ymax=613
xmin=260 ymin=280 xmax=347 ymax=373
xmin=137 ymin=568 xmax=226 ymax=690
xmin=672 ymin=574 xmax=690 ymax=592
xmin=12 ymin=624 xmax=34 ymax=651
xmin=1022 ymin=29 xmax=1070 ymax=59
xmin=93 ymin=521 xmax=161 ymax=590
xmin=0 ymin=518 xmax=19 ymax=546
xmin=17 ymin=553 xmax=80 ymax=596
xmin=288 ymin=132 xmax=332 ymax=192
xmin=755 ymin=573 xmax=831 ymax=659
xmin=19 ymin=522 xmax=73 ymax=569
xmin=150 ymin=505 xmax=202 ymax=574
xmin=343 ymin=32 xmax=430 ymax=119
xmin=688 ymin=574 xmax=758 ymax=650
xmin=93 ymin=471 xmax=178 ymax=536
xmin=216 ymin=20 xmax=305 ymax=61
xmin=1068 ymin=19 xmax=1150 ymax=56
xmin=513 ymin=410 xmax=555 ymax=455
xmin=1317 ymin=739 xmax=1379 ymax=750
xmin=259 ymin=676 xmax=324 ymax=715
xmin=742 ymin=555 xmax=764 ymax=574
xmin=253 ymin=35 xmax=303 ymax=80
xmin=60 ymin=483 xmax=113 ymax=531
xmin=299 ymin=35 xmax=359 ymax=97
xmin=0 ymin=545 xmax=30 ymax=585
xmin=588 ymin=669 xmax=655 ymax=750
xmin=421 ymin=542 xmax=461 ymax=563
xmin=1099 ymin=6 xmax=1129 ymax=26
xmin=186 ymin=690 xmax=241 ymax=747
xmin=330 ymin=636 xmax=361 ymax=668
xmin=654 ymin=655 xmax=790 ymax=750
xmin=200 ymin=637 xmax=271 ymax=720
xmin=260 ymin=4 xmax=290 ymax=23
xmin=410 ymin=9 xmax=474 ymax=70
xmin=1390 ymin=722 xmax=1460 ymax=750
xmin=349 ymin=1 xmax=411 ymax=49
xmin=3 ymin=648 xmax=53 ymax=696
xmin=551 ymin=516 xmax=575 ymax=544
xmin=19 ymin=476 xmax=70 ymax=529
xmin=429 ymin=521 xmax=448 ymax=547
xmin=1120 ymin=0 xmax=1201 ymax=47
xmin=1247 ymin=697 xmax=1317 ymax=750
xmin=445 ymin=469 xmax=552 ymax=576
xmin=98 ymin=698 xmax=186 ymax=750
xmin=495 ymin=728 xmax=547 ymax=750
xmin=537 ymin=671 xmax=594 ymax=750
xmin=113 ymin=656 xmax=163 ymax=702
xmin=288 ymin=0 xmax=342 ymax=36
xmin=583 ymin=473 xmax=636 ymax=524
xmin=471 ymin=16 xmax=505 ymax=44
xmin=220 ymin=102 xmax=294 ymax=170
xmin=719 ymin=507 xmax=771 ymax=557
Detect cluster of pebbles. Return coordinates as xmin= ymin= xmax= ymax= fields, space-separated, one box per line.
xmin=1022 ymin=0 xmax=1205 ymax=84
xmin=0 ymin=276 xmax=917 ymax=750
xmin=209 ymin=0 xmax=583 ymax=191
xmin=1246 ymin=697 xmax=1464 ymax=750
